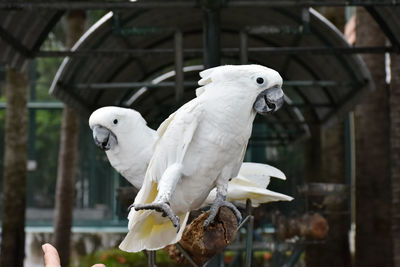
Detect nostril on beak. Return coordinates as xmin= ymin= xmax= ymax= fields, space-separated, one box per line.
xmin=267 ymin=102 xmax=276 ymax=111
xmin=101 ymin=134 xmax=110 ymax=149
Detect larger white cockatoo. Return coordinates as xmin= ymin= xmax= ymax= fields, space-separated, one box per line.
xmin=89 ymin=106 xmax=292 ymax=207
xmin=113 ymin=64 xmax=285 ymax=252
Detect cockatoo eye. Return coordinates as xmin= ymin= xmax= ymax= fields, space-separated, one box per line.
xmin=113 ymin=119 xmax=118 ymax=125
xmin=256 ymin=77 xmax=264 ymax=84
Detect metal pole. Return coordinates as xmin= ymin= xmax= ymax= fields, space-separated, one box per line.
xmin=148 ymin=250 xmax=156 ymax=267
xmin=244 ymin=199 xmax=254 ymax=267
xmin=203 ymin=5 xmax=221 ymax=68
xmin=175 ymin=243 xmax=200 ymax=267
xmin=1 ymin=1 xmax=399 ymax=9
xmin=174 ymin=30 xmax=184 ymax=103
xmin=68 ymin=80 xmax=359 ymax=90
xmin=34 ymin=45 xmax=395 ymax=58
xmin=240 ymin=30 xmax=248 ymax=64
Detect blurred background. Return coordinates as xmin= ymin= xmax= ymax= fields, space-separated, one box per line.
xmin=0 ymin=1 xmax=398 ymax=266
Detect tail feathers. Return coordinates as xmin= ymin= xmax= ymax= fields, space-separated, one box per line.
xmin=227 ymin=182 xmax=293 ymax=207
xmin=235 ymin=188 xmax=293 ymax=207
xmin=202 ymin=177 xmax=293 ymax=208
xmin=120 ymin=211 xmax=189 ymax=252
xmin=239 ymin=162 xmax=286 ymax=188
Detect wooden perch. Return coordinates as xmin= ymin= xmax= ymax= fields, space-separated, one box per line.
xmin=165 ymin=207 xmax=238 ymax=265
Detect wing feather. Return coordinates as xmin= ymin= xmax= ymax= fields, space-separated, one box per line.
xmin=121 ymin=100 xmax=203 ymax=252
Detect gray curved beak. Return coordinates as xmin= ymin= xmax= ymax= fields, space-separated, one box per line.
xmin=253 ymin=85 xmax=284 ymax=115
xmin=92 ymin=125 xmax=118 ymax=151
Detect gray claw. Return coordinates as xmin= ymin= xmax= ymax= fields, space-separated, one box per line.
xmin=134 ymin=202 xmax=181 ymax=232
xmin=203 ymin=194 xmax=242 ymax=229
xmin=127 ymin=203 xmax=135 ymax=211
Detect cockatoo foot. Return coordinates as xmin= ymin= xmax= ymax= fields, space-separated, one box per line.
xmin=134 ymin=202 xmax=181 ymax=232
xmin=203 ymin=196 xmax=242 ymax=229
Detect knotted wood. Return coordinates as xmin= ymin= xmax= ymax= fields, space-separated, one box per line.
xmin=166 ymin=207 xmax=238 ymax=265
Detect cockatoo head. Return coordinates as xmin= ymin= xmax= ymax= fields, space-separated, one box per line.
xmin=197 ymin=64 xmax=284 ymax=114
xmin=89 ymin=106 xmax=146 ymax=151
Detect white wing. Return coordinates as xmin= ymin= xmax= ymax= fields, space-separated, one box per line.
xmin=120 ymin=100 xmax=203 ymax=252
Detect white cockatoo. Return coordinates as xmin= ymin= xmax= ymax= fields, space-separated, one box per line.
xmin=89 ymin=107 xmax=157 ymax=189
xmin=114 ymin=64 xmax=285 ymax=252
xmin=89 ymin=106 xmax=292 ymax=207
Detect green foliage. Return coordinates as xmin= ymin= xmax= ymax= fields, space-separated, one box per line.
xmin=35 ymin=57 xmax=63 ymax=101
xmin=27 ymin=110 xmax=62 ymax=208
xmin=88 ymin=10 xmax=109 ymax=26
xmin=74 ymin=248 xmax=182 ymax=267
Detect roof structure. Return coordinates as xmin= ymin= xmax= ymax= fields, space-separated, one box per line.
xmin=49 ymin=6 xmax=374 ymax=143
xmin=2 ymin=1 xmax=400 ymax=144
xmin=0 ymin=8 xmax=63 ymax=70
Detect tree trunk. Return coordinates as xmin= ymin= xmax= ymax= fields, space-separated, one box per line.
xmin=0 ymin=68 xmax=29 ymax=267
xmin=52 ymin=10 xmax=85 ymax=267
xmin=355 ymin=7 xmax=393 ymax=267
xmin=390 ymin=45 xmax=400 ymax=267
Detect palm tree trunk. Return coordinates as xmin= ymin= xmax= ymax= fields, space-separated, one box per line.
xmin=52 ymin=10 xmax=85 ymax=267
xmin=0 ymin=68 xmax=29 ymax=267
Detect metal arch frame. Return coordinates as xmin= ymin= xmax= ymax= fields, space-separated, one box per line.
xmin=75 ymin=24 xmax=343 ymax=125
xmin=76 ymin=10 xmax=187 ymax=106
xmin=91 ymin=57 xmax=149 ymax=106
xmin=308 ymin=9 xmax=375 ymax=126
xmin=120 ymin=61 xmax=292 ymax=146
xmin=364 ymin=6 xmax=400 ymax=50
xmin=1 ymin=1 xmax=400 ymax=10
xmin=1 ymin=1 xmax=400 ymax=70
xmin=49 ymin=11 xmax=114 ymax=99
xmin=49 ymin=5 xmax=374 ymax=144
xmin=275 ymin=8 xmax=364 ymax=108
xmin=112 ymin=51 xmax=309 ymax=143
xmin=0 ymin=25 xmax=33 ymax=57
xmin=227 ymin=5 xmax=372 ymax=126
xmin=243 ymin=31 xmax=331 ymax=123
xmin=269 ymin=7 xmax=340 ymax=106
xmin=30 ymin=12 xmax=65 ymax=54
xmin=65 ymin=10 xmax=146 ymax=102
xmin=124 ymin=61 xmax=309 ymax=144
xmin=52 ymin=7 xmax=366 ymax=127
xmin=122 ymin=11 xmax=349 ymax=138
xmin=0 ymin=11 xmax=63 ymax=58
xmin=120 ymin=65 xmax=205 ymax=108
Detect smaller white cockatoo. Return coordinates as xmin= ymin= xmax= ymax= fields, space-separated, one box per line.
xmin=89 ymin=107 xmax=291 ymax=208
xmin=102 ymin=64 xmax=286 ymax=252
xmin=89 ymin=107 xmax=157 ymax=189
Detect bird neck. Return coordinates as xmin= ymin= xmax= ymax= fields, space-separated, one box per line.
xmin=201 ymin=84 xmax=258 ymax=129
xmin=106 ymin=126 xmax=157 ymax=185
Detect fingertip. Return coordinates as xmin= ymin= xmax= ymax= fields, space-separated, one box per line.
xmin=42 ymin=243 xmax=61 ymax=267
xmin=42 ymin=243 xmax=49 ymax=253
